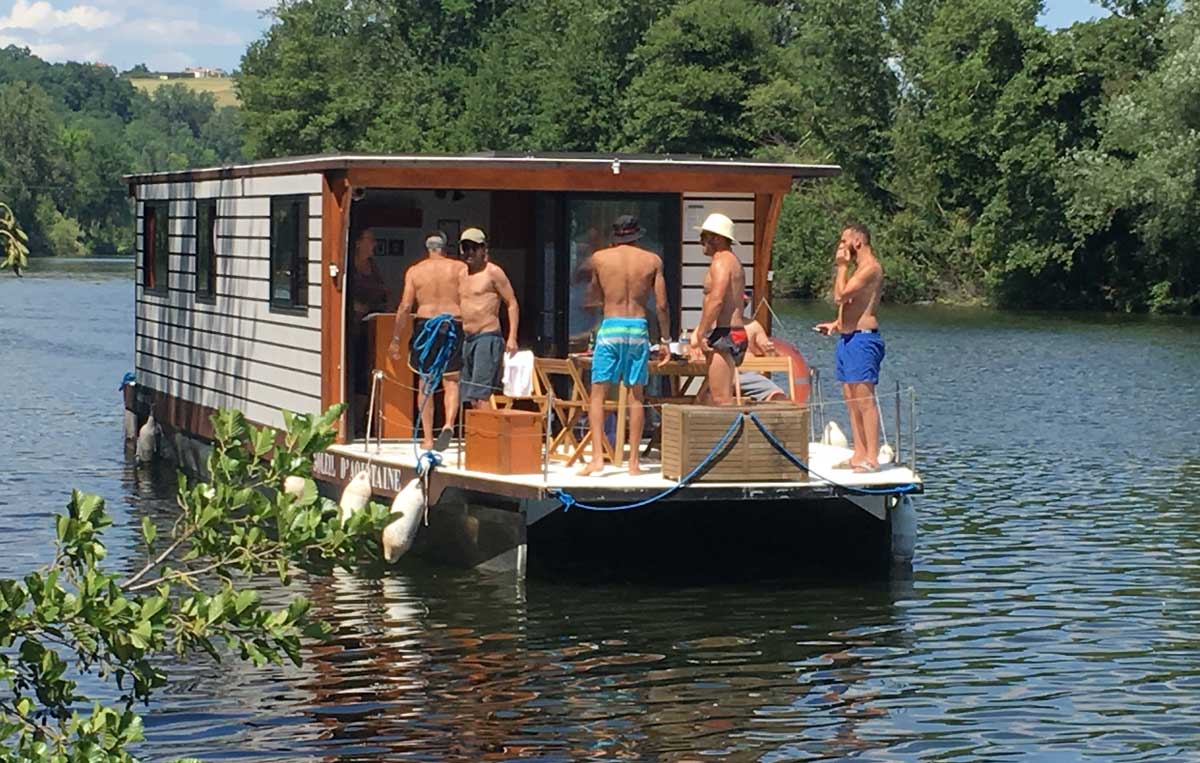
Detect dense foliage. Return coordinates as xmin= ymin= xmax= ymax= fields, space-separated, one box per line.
xmin=0 ymin=48 xmax=243 ymax=258
xmin=0 ymin=405 xmax=391 ymax=761
xmin=2 ymin=1 xmax=1195 ymax=310
xmin=237 ymin=0 xmax=1197 ymax=313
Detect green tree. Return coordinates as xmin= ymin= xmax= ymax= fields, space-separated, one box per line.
xmin=1063 ymin=0 xmax=1200 ymax=312
xmin=0 ymin=406 xmax=391 ymax=761
xmin=620 ymin=0 xmax=779 ymax=157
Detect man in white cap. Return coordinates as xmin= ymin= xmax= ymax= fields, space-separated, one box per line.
xmin=577 ymin=214 xmax=670 ymax=476
xmin=690 ymin=212 xmax=747 ymax=405
xmin=457 ymin=227 xmax=520 ymax=410
xmin=388 ymin=231 xmax=466 ymax=451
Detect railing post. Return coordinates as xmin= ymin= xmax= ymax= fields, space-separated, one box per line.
xmin=909 ymin=388 xmax=917 ymax=474
xmin=543 ymin=390 xmax=554 ymax=483
xmin=894 ymin=379 xmax=902 ymax=464
xmin=457 ymin=395 xmax=465 ymax=470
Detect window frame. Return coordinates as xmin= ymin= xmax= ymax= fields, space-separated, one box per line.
xmin=269 ymin=195 xmax=309 ymax=312
xmin=142 ymin=201 xmax=169 ymax=296
xmin=195 ymin=199 xmax=218 ymax=303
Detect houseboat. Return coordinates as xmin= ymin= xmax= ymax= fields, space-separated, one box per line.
xmin=124 ymin=153 xmax=922 ymax=579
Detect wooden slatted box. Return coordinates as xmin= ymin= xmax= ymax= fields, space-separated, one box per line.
xmin=660 ymin=404 xmax=810 ymax=482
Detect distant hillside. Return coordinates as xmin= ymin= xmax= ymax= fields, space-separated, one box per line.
xmin=129 ymin=76 xmax=239 ymax=108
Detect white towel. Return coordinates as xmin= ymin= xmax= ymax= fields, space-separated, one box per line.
xmin=503 ymin=350 xmax=535 ymax=397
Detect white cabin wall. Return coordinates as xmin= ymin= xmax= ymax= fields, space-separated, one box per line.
xmin=679 ymin=193 xmax=755 ymax=333
xmin=134 ymin=174 xmax=326 ymax=430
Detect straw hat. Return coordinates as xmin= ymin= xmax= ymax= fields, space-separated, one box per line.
xmin=697 ymin=213 xmax=739 ymax=245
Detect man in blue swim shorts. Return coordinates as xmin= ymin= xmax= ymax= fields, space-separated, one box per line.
xmin=816 ymin=224 xmax=886 ymax=472
xmin=577 ymin=215 xmax=671 ymax=476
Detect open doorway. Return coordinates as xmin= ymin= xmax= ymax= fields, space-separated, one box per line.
xmin=344 ymin=189 xmax=538 ymax=439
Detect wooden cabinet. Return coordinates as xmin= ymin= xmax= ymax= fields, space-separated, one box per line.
xmin=465 ymin=409 xmax=544 ymax=475
xmin=367 ymin=313 xmax=416 ymax=438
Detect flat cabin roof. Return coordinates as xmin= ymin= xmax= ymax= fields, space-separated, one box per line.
xmin=123 ymin=152 xmax=841 ymax=188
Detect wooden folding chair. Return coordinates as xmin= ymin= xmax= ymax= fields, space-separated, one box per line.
xmin=533 ymin=358 xmax=598 ymax=462
xmin=740 ymin=355 xmax=798 ymax=402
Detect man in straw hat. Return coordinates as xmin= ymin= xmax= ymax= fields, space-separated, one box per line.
xmin=577 ymin=214 xmax=670 ymax=476
xmin=458 ymin=227 xmax=520 ymax=410
xmin=388 ymin=231 xmax=466 ymax=452
xmin=690 ymin=212 xmax=748 ymax=405
xmin=815 ymin=223 xmax=885 ymax=472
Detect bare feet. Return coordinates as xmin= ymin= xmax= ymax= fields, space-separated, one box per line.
xmin=627 ymin=460 xmax=642 ymax=476
xmin=421 ymin=440 xmax=434 ymax=451
xmin=576 ymin=461 xmax=606 ymax=477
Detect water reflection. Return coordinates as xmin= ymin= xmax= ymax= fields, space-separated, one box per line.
xmin=284 ymin=572 xmax=918 ymax=762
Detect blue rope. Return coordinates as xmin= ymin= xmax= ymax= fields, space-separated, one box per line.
xmin=408 ymin=313 xmax=459 ymax=465
xmin=551 ymin=414 xmax=745 ymax=512
xmin=746 ymin=412 xmax=919 ymax=496
xmin=416 ymin=450 xmax=443 ymax=477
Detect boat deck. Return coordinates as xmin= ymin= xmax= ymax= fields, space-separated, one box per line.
xmin=318 ymin=440 xmax=923 ymax=504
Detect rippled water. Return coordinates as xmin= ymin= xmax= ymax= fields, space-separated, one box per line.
xmin=2 ymin=261 xmax=1199 ymax=761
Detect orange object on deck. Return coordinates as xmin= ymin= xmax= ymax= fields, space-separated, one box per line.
xmin=465 ymin=408 xmax=545 ymax=475
xmin=367 ymin=313 xmax=416 ymax=438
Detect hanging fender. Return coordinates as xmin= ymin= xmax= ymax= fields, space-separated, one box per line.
xmin=382 ymin=479 xmax=425 ymax=563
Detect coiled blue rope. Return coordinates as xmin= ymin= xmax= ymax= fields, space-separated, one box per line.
xmin=746 ymin=412 xmax=919 ymax=496
xmin=410 ymin=313 xmax=459 ymax=468
xmin=551 ymin=414 xmax=745 ymax=512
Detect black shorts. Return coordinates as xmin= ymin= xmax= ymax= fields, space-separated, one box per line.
xmin=408 ymin=317 xmax=463 ymax=378
xmin=461 ymin=331 xmax=504 ymax=403
xmin=706 ymin=326 xmax=749 ymax=366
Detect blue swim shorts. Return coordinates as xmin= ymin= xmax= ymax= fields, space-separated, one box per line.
xmin=591 ymin=317 xmax=650 ymax=386
xmin=835 ymin=330 xmax=885 ymax=384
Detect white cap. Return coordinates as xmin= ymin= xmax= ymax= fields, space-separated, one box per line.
xmin=697 ymin=213 xmax=739 ymax=245
xmin=460 ymin=227 xmax=486 ymax=244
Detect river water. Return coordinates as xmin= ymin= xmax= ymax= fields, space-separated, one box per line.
xmin=2 ymin=260 xmax=1199 ymax=761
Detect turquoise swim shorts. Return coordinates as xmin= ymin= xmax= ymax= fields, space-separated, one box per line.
xmin=591 ymin=317 xmax=650 ymax=386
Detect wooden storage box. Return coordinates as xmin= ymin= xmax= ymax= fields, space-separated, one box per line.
xmin=660 ymin=404 xmax=810 ymax=482
xmin=465 ymin=409 xmax=544 ymax=475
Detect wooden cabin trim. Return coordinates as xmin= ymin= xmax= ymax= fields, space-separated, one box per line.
xmin=321 ymin=172 xmax=350 ymax=442
xmin=753 ymin=192 xmax=785 ymax=335
xmin=125 ymin=154 xmax=840 ymax=187
xmin=344 ymin=166 xmax=795 ymax=195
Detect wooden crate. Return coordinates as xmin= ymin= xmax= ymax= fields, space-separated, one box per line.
xmin=660 ymin=404 xmax=810 ymax=482
xmin=465 ymin=409 xmax=544 ymax=475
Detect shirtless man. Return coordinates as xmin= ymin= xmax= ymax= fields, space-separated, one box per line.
xmin=457 ymin=227 xmax=519 ymax=409
xmin=577 ymin=215 xmax=670 ymax=476
xmin=690 ymin=213 xmax=747 ymax=405
xmin=388 ymin=232 xmax=467 ymax=451
xmin=815 ymin=223 xmax=885 ymax=472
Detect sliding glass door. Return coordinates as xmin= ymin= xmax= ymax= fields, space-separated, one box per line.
xmin=560 ymin=194 xmax=681 ymax=354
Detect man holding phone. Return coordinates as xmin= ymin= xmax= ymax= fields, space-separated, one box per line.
xmin=815 ymin=224 xmax=885 ymax=472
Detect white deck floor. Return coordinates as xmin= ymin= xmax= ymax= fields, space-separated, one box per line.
xmin=327 ymin=439 xmax=921 ymax=496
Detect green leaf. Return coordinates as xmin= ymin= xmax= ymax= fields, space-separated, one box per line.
xmin=141 ymin=517 xmax=156 ymax=546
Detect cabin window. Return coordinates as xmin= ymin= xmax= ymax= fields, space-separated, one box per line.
xmin=270 ymin=195 xmax=308 ymax=310
xmin=142 ymin=201 xmax=169 ymax=294
xmin=195 ymin=199 xmax=217 ymax=301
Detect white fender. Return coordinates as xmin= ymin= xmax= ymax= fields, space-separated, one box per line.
xmin=891 ymin=495 xmax=917 ymax=565
xmin=135 ymin=413 xmax=160 ymax=463
xmin=878 ymin=444 xmax=895 ymax=465
xmin=382 ymin=479 xmax=425 ymax=563
xmin=338 ymin=471 xmax=372 ymax=523
xmin=823 ymin=420 xmax=848 ymax=449
xmin=282 ymin=475 xmax=306 ymax=497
